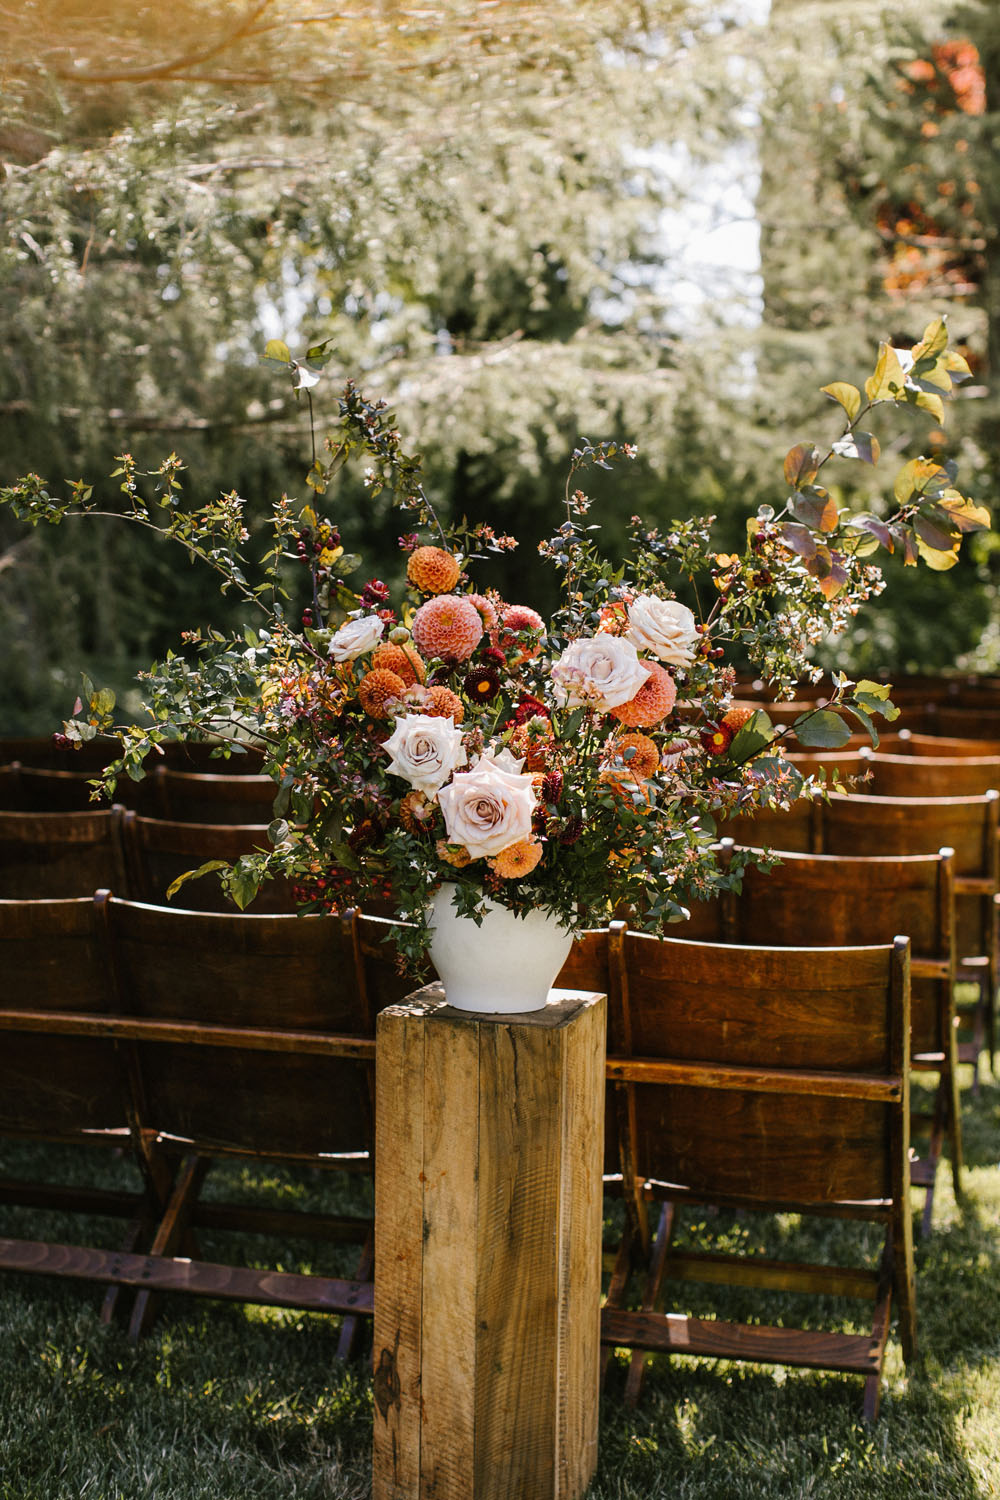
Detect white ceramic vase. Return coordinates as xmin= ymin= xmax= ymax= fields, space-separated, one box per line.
xmin=427 ymin=882 xmax=575 ymax=1014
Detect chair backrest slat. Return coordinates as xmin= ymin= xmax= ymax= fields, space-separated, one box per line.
xmin=0 ymin=808 xmax=127 ymax=898
xmin=120 ymin=811 xmax=295 ymax=912
xmin=0 ymin=895 xmax=131 ymax=1141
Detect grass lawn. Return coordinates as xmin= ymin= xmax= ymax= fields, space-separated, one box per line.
xmin=1 ymin=1069 xmax=998 ymax=1500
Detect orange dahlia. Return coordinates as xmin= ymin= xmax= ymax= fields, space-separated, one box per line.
xmin=407 ymin=545 xmax=461 ymax=594
xmin=425 ymin=685 xmax=466 ymax=723
xmin=412 ymin=594 xmax=484 ymax=662
xmin=499 ymin=604 xmax=545 ymax=663
xmin=488 ymin=839 xmax=543 ymax=878
xmin=357 ymin=667 xmax=406 ymax=718
xmin=468 ymin=591 xmax=500 ymax=632
xmin=610 ymin=663 xmax=678 ymax=728
xmin=372 ymin=640 xmax=426 ymax=686
xmin=609 ymin=732 xmax=660 ymax=781
xmin=721 ymin=705 xmax=755 ymax=734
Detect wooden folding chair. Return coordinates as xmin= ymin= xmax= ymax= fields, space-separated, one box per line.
xmin=696 ymin=847 xmax=960 ymax=1235
xmin=563 ymin=924 xmax=915 ymax=1419
xmin=823 ymin=791 xmax=1000 ymax=1079
xmin=900 ymin=731 xmax=1000 ymax=759
xmin=0 ymin=736 xmax=121 ymax=772
xmin=862 ymin=751 xmax=1000 ymax=800
xmin=0 ymin=895 xmax=171 ymax=1321
xmin=0 ymin=895 xmax=412 ymax=1351
xmin=119 ymin=811 xmax=297 ymax=912
xmin=145 ymin=766 xmax=281 ymax=823
xmin=920 ymin=705 xmax=1000 ymax=740
xmin=0 ymin=807 xmax=128 ymax=897
xmin=158 ymin=741 xmax=265 ymax=774
xmin=0 ymin=764 xmax=141 ymax=813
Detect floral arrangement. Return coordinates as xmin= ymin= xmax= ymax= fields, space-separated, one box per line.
xmin=2 ymin=317 xmax=989 ymax=968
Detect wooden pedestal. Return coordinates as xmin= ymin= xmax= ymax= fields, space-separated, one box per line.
xmin=373 ymin=985 xmax=606 ymax=1500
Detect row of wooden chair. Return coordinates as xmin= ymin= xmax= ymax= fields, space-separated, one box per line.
xmin=0 ymin=807 xmax=292 ymax=909
xmin=0 ymin=893 xmax=915 ymax=1419
xmin=0 ymin=736 xmax=265 ymax=775
xmin=0 ymin=894 xmax=410 ymax=1350
xmin=0 ymin=763 xmax=279 ymax=823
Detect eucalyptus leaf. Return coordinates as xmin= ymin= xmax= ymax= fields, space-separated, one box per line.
xmin=792 ymin=709 xmax=852 ymax=749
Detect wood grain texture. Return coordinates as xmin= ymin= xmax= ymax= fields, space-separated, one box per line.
xmin=373 ymin=987 xmax=605 ymax=1500
xmin=373 ymin=1002 xmax=429 ymax=1500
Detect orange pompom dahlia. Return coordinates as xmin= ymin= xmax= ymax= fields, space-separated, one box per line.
xmin=372 ymin=641 xmax=426 ymax=686
xmin=407 ymin=546 xmax=461 ymax=594
xmin=357 ymin=667 xmax=406 ymax=718
xmin=610 ymin=662 xmax=678 ymax=728
xmin=609 ymin=732 xmax=661 ymax=781
xmin=425 ymin=685 xmax=466 ymax=723
xmin=412 ymin=594 xmax=485 ymax=661
xmin=721 ymin=705 xmax=755 ymax=734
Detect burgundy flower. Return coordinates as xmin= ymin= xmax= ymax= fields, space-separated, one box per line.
xmin=362 ymin=578 xmax=391 ymax=608
xmin=557 ymin=815 xmax=584 ymax=846
xmin=700 ymin=722 xmax=734 ymax=757
xmin=463 ymin=665 xmax=501 ymax=703
xmin=513 ymin=694 xmax=550 ymax=725
xmin=541 ymin=768 xmax=563 ymax=804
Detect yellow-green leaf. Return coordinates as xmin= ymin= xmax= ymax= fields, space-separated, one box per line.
xmin=910 ymin=317 xmax=948 ymax=365
xmin=913 ymin=390 xmax=945 ymax=423
xmin=865 ymin=342 xmax=907 ymax=402
xmin=821 ymin=382 xmax=862 ymax=423
xmin=937 ymin=495 xmax=991 ymax=534
xmin=915 ymin=533 xmax=960 ymax=570
xmin=263 ymin=338 xmax=291 ymax=365
xmin=893 ymin=456 xmax=948 ymax=506
xmin=943 ymin=349 xmax=972 ymax=382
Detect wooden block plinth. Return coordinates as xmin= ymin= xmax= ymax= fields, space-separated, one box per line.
xmin=373 ymin=985 xmax=606 ymax=1500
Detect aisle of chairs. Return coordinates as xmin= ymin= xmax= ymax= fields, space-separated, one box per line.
xmin=1 ymin=682 xmax=998 ymax=1419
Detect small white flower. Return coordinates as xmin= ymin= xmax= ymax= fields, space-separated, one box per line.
xmin=328 ymin=614 xmax=385 ymax=662
xmin=382 ymin=713 xmax=468 ymax=796
xmin=437 ymin=759 xmax=537 ymax=859
xmin=550 ymin=636 xmax=650 ymax=710
xmin=625 ymin=595 xmax=698 ymax=668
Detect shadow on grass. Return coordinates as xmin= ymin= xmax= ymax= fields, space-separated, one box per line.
xmin=587 ymin=1074 xmax=1000 ymax=1500
xmin=2 ymin=1081 xmax=999 ymax=1500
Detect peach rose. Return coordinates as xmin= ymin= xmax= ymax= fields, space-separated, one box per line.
xmin=437 ymin=759 xmax=537 ymax=859
xmin=550 ymin=636 xmax=651 ymax=710
xmin=625 ymin=595 xmax=698 ymax=668
xmin=328 ymin=613 xmax=385 ymax=662
xmin=382 ymin=713 xmax=468 ymax=796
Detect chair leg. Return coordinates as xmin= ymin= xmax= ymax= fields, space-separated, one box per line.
xmin=624 ymin=1201 xmax=675 ymax=1408
xmin=600 ymin=1223 xmax=634 ymax=1389
xmin=127 ymin=1154 xmax=209 ymax=1342
xmin=335 ymin=1228 xmax=374 ymax=1362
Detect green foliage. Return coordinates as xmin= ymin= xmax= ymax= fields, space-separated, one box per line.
xmin=1 ymin=322 xmax=986 ymax=954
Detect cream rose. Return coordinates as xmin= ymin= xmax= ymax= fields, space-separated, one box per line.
xmin=626 ymin=595 xmax=698 ymax=668
xmin=382 ymin=713 xmax=467 ymax=796
xmin=437 ymin=759 xmax=537 ymax=859
xmin=550 ymin=635 xmax=651 ymax=710
xmin=328 ymin=613 xmax=385 ymax=662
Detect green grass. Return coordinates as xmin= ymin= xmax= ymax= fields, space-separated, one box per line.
xmin=1 ymin=1069 xmax=999 ymax=1500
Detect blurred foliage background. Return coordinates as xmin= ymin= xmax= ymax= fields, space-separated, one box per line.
xmin=1 ymin=0 xmax=997 ymax=732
